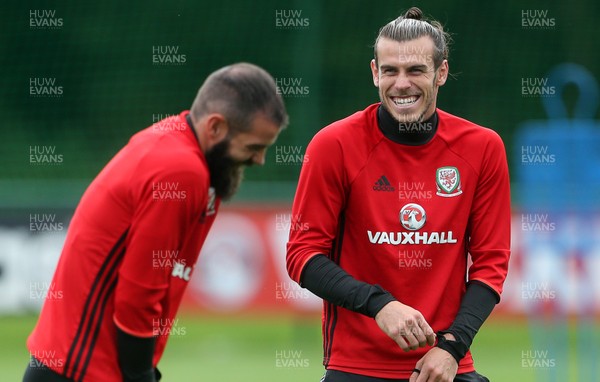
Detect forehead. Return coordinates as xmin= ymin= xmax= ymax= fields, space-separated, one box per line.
xmin=376 ymin=36 xmax=435 ymax=66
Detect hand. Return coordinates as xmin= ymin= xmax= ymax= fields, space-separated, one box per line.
xmin=409 ymin=335 xmax=459 ymax=382
xmin=374 ymin=301 xmax=435 ymax=351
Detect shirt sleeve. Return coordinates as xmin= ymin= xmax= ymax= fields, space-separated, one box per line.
xmin=286 ymin=129 xmax=348 ymax=283
xmin=438 ymin=281 xmax=498 ymax=361
xmin=466 ymin=130 xmax=511 ymax=299
xmin=300 ymin=254 xmax=396 ymax=317
xmin=116 ymin=326 xmax=157 ymax=382
xmin=114 ymin=160 xmax=205 ymax=337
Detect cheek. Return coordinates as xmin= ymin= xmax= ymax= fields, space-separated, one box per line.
xmin=224 ymin=145 xmax=242 ymax=161
xmin=226 ymin=139 xmax=245 ymax=156
xmin=229 ymin=149 xmax=250 ymax=162
xmin=419 ymin=80 xmax=434 ymax=94
xmin=377 ymin=78 xmax=392 ymax=92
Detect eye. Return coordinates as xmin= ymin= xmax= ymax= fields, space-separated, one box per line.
xmin=247 ymin=144 xmax=266 ymax=153
xmin=380 ymin=67 xmax=397 ymax=75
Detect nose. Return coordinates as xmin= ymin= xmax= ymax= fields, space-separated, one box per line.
xmin=394 ymin=72 xmax=411 ymax=90
xmin=252 ymin=150 xmax=266 ymax=166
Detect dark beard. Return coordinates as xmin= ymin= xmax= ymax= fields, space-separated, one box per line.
xmin=204 ymin=139 xmax=251 ymax=201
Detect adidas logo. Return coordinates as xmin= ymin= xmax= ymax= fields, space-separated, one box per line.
xmin=373 ymin=175 xmax=395 ymax=192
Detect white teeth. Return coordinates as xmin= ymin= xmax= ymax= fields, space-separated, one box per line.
xmin=393 ymin=96 xmax=418 ymax=105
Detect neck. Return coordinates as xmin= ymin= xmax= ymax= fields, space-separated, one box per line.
xmin=377 ymin=105 xmax=438 ymax=145
xmin=185 ymin=113 xmax=208 ymax=152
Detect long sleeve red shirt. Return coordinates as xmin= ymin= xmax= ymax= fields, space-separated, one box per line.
xmin=287 ymin=104 xmax=511 ymax=379
xmin=27 ymin=111 xmax=220 ymax=381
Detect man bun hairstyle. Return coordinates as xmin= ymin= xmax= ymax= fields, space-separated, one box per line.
xmin=374 ymin=6 xmax=451 ymax=70
xmin=404 ymin=6 xmax=423 ymax=20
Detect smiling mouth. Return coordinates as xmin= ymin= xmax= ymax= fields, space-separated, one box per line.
xmin=391 ymin=95 xmax=419 ymax=106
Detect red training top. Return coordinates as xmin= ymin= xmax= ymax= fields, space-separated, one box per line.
xmin=287 ymin=104 xmax=511 ymax=379
xmin=27 ymin=111 xmax=220 ymax=381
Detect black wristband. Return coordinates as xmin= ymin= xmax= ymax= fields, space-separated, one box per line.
xmin=435 ymin=333 xmax=469 ymax=364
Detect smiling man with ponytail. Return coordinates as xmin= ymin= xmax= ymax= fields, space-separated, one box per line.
xmin=287 ymin=7 xmax=510 ymax=382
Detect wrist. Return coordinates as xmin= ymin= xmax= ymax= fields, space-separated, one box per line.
xmin=367 ymin=286 xmax=397 ymax=318
xmin=435 ymin=332 xmax=468 ymax=364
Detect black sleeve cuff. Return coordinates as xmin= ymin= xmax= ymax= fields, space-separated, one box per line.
xmin=116 ymin=327 xmax=157 ymax=382
xmin=300 ymin=254 xmax=396 ymax=318
xmin=435 ymin=333 xmax=469 ymax=364
xmin=439 ymin=281 xmax=498 ymax=358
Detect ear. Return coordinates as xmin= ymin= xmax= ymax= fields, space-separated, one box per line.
xmin=370 ymin=59 xmax=380 ymax=87
xmin=205 ymin=114 xmax=229 ymax=144
xmin=435 ymin=60 xmax=449 ymax=86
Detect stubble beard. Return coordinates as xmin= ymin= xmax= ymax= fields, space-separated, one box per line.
xmin=383 ymin=74 xmax=437 ymax=123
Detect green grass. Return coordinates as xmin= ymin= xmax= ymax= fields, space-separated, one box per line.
xmin=2 ymin=314 xmax=597 ymax=381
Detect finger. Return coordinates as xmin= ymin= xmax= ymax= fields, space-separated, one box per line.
xmin=397 ymin=318 xmax=419 ymax=350
xmin=406 ymin=317 xmax=427 ymax=348
xmin=409 ymin=318 xmax=430 ymax=348
xmin=412 ymin=325 xmax=428 ymax=347
xmin=425 ymin=331 xmax=436 ymax=347
xmin=396 ymin=332 xmax=414 ymax=351
xmin=401 ymin=328 xmax=421 ymax=351
xmin=393 ymin=329 xmax=410 ymax=351
xmin=417 ymin=319 xmax=436 ymax=346
xmin=415 ymin=367 xmax=430 ymax=382
xmin=395 ymin=337 xmax=409 ymax=352
xmin=409 ymin=369 xmax=420 ymax=382
xmin=410 ymin=359 xmax=424 ymax=382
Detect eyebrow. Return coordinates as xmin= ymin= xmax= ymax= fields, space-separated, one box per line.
xmin=379 ymin=63 xmax=431 ymax=72
xmin=409 ymin=64 xmax=430 ymax=71
xmin=379 ymin=64 xmax=398 ymax=71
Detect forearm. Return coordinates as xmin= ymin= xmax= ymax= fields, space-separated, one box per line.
xmin=299 ymin=254 xmax=396 ymax=318
xmin=436 ymin=281 xmax=497 ymax=362
xmin=116 ymin=327 xmax=157 ymax=382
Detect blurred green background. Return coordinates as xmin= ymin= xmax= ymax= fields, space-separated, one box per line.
xmin=2 ymin=314 xmax=595 ymax=381
xmin=1 ymin=0 xmax=599 ymax=207
xmin=2 ymin=1 xmax=600 ymax=381
xmin=0 ymin=315 xmax=600 ymax=382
